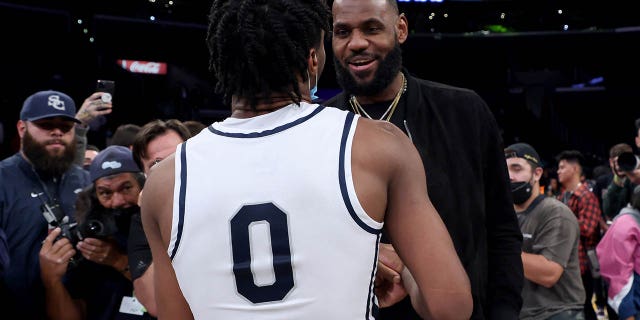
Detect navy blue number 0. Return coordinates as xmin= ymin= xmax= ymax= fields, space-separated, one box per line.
xmin=230 ymin=203 xmax=294 ymax=303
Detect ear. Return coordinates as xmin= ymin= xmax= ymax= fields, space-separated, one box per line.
xmin=396 ymin=13 xmax=409 ymax=45
xmin=307 ymin=48 xmax=319 ymax=77
xmin=16 ymin=120 xmax=26 ymax=138
xmin=533 ymin=167 xmax=544 ymax=182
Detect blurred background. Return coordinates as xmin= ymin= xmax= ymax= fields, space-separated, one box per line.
xmin=1 ymin=0 xmax=639 ymax=169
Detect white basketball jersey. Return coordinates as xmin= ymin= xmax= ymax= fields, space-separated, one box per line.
xmin=168 ymin=102 xmax=383 ymax=319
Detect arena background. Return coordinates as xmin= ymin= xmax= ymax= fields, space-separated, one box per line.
xmin=1 ymin=0 xmax=639 ymax=170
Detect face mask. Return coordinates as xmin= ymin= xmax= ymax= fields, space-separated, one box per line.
xmin=511 ymin=181 xmax=533 ymax=205
xmin=308 ymin=70 xmax=319 ymax=101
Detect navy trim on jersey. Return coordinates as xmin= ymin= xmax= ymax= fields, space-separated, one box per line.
xmin=338 ymin=112 xmax=380 ymax=235
xmin=170 ymin=141 xmax=188 ymax=260
xmin=208 ymin=106 xmax=324 ymax=138
xmin=366 ymin=234 xmax=381 ymax=319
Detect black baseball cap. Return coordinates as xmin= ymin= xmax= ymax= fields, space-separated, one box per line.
xmin=505 ymin=143 xmax=542 ymax=167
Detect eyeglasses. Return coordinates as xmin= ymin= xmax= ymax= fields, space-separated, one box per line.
xmin=32 ymin=121 xmax=75 ymax=133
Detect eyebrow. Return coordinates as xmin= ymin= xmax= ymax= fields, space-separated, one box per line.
xmin=333 ymin=17 xmax=385 ymax=28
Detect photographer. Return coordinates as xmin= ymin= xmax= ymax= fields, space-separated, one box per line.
xmin=604 ymin=151 xmax=640 ymax=222
xmin=39 ymin=146 xmax=152 ymax=320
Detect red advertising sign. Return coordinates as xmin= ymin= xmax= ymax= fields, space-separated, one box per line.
xmin=117 ymin=59 xmax=167 ymax=75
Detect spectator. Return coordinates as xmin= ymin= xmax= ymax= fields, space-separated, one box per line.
xmin=0 ymin=90 xmax=91 ymax=319
xmin=109 ymin=124 xmax=141 ymax=149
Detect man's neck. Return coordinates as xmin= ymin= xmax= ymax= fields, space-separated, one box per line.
xmin=562 ymin=178 xmax=581 ymax=193
xmin=230 ymin=95 xmax=310 ymax=119
xmin=354 ymin=72 xmax=404 ymax=105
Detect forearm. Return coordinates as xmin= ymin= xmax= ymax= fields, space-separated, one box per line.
xmin=116 ymin=254 xmax=131 ymax=281
xmin=133 ymin=263 xmax=157 ymax=316
xmin=43 ymin=280 xmax=84 ymax=320
xmin=521 ymin=252 xmax=562 ymax=288
xmin=402 ymin=267 xmax=471 ymax=320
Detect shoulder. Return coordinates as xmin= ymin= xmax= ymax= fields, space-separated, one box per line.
xmin=323 ymin=92 xmax=348 ymax=110
xmin=353 ymin=118 xmax=417 ymax=174
xmin=409 ymin=75 xmax=486 ymax=107
xmin=537 ymin=197 xmax=579 ymax=223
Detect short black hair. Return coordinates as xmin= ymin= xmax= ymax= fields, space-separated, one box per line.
xmin=556 ymin=150 xmax=585 ymax=173
xmin=110 ymin=124 xmax=141 ymax=148
xmin=206 ymin=0 xmax=331 ymax=110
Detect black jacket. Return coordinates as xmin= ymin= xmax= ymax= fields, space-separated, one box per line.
xmin=326 ymin=70 xmax=524 ymax=320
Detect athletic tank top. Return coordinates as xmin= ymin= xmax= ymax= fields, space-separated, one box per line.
xmin=168 ymin=102 xmax=383 ymax=319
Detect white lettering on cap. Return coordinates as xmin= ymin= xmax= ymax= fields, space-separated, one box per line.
xmin=48 ymin=95 xmax=66 ymax=110
xmin=102 ymin=161 xmax=122 ymax=170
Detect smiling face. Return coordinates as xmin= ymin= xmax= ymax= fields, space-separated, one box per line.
xmin=331 ymin=0 xmax=407 ymax=96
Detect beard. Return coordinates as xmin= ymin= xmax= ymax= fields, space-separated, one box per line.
xmin=334 ymin=41 xmax=403 ymax=97
xmin=23 ymin=129 xmax=76 ymax=178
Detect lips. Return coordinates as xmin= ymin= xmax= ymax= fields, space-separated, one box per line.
xmin=346 ymin=55 xmax=377 ymax=75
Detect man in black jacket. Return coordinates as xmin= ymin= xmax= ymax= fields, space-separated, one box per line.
xmin=327 ymin=0 xmax=524 ymax=318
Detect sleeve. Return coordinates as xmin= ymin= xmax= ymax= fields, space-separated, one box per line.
xmin=534 ymin=213 xmax=579 ymax=268
xmin=578 ymin=193 xmax=601 ymax=242
xmin=596 ymin=214 xmax=640 ymax=317
xmin=478 ymin=97 xmax=524 ymax=319
xmin=0 ymin=227 xmax=8 ymax=274
xmin=74 ymin=125 xmax=89 ymax=167
xmin=128 ymin=212 xmax=152 ymax=280
xmin=603 ymin=182 xmax=626 ymax=219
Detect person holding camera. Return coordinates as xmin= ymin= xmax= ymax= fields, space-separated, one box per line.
xmin=0 ymin=90 xmax=92 ymax=319
xmin=505 ymin=143 xmax=585 ymax=319
xmin=602 ymin=144 xmax=635 ymax=224
xmin=39 ymin=145 xmax=153 ymax=320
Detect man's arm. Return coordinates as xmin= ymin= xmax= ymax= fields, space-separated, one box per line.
xmin=479 ymin=101 xmax=524 ymax=319
xmin=73 ymin=92 xmax=114 ymax=166
xmin=360 ymin=121 xmax=472 ymax=319
xmin=39 ymin=228 xmax=85 ymax=320
xmin=141 ymin=154 xmax=193 ymax=319
xmin=521 ymin=253 xmax=563 ymax=288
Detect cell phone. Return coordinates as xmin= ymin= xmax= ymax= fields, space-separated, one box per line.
xmin=96 ymin=80 xmax=115 ymax=110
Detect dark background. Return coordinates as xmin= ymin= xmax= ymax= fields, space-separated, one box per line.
xmin=1 ymin=0 xmax=639 ymax=171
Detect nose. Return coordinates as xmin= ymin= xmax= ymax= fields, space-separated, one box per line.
xmin=347 ymin=30 xmax=368 ymax=52
xmin=110 ymin=192 xmax=127 ymax=209
xmin=50 ymin=127 xmax=64 ymax=137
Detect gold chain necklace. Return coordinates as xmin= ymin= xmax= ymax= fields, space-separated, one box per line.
xmin=349 ymin=72 xmax=407 ymax=122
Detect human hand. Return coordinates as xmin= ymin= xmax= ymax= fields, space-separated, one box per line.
xmin=77 ymin=237 xmax=123 ymax=269
xmin=39 ymin=228 xmax=76 ymax=285
xmin=75 ymin=92 xmax=113 ymax=125
xmin=375 ymin=243 xmax=408 ymax=307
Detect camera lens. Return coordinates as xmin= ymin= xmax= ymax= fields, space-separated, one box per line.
xmin=86 ymin=220 xmax=104 ymax=236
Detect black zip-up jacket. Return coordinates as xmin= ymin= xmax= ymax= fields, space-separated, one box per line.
xmin=326 ymin=70 xmax=524 ymax=320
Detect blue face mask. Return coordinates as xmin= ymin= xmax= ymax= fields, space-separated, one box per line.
xmin=308 ymin=71 xmax=319 ymax=101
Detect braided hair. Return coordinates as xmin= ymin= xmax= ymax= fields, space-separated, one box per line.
xmin=207 ymin=0 xmax=331 ymax=110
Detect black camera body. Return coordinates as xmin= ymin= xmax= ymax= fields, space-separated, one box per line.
xmin=37 ymin=192 xmax=119 ymax=257
xmin=617 ymin=152 xmax=640 ymax=173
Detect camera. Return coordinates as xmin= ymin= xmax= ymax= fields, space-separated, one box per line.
xmin=38 ymin=192 xmax=120 ymax=267
xmin=617 ymin=152 xmax=640 ymax=172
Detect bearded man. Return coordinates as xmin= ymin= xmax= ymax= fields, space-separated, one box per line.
xmin=0 ymin=90 xmax=91 ymax=319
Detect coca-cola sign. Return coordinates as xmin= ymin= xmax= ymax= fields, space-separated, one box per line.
xmin=117 ymin=59 xmax=167 ymax=75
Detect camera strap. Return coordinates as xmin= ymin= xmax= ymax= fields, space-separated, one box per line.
xmin=29 ymin=167 xmax=66 ymax=224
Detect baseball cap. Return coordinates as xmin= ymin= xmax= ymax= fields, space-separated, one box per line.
xmin=20 ymin=90 xmax=81 ymax=123
xmin=505 ymin=142 xmax=542 ymax=167
xmin=90 ymin=145 xmax=142 ymax=182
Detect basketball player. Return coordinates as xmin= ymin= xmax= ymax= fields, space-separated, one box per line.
xmin=141 ymin=0 xmax=472 ymax=319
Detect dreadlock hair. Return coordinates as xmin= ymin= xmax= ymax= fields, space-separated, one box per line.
xmin=207 ymin=0 xmax=331 ymax=110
